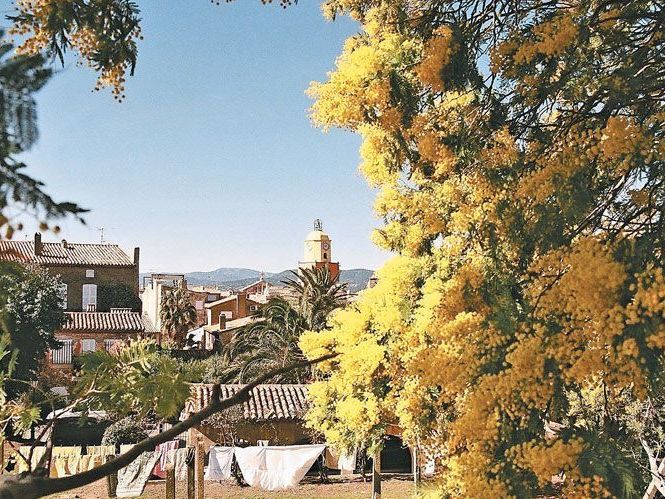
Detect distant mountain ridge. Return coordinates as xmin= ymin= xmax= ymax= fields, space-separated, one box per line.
xmin=140 ymin=267 xmax=374 ymax=293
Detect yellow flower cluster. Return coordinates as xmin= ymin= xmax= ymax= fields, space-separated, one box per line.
xmin=415 ymin=27 xmax=455 ymax=93
xmin=482 ymin=127 xmax=519 ymax=169
xmin=308 ymin=33 xmax=418 ymax=130
xmin=513 ymin=15 xmax=579 ymax=64
xmin=10 ymin=0 xmax=141 ymax=99
xmin=508 ymin=439 xmax=584 ymax=486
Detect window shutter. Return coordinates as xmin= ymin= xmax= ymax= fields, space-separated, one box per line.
xmin=104 ymin=339 xmax=120 ymax=352
xmin=81 ymin=339 xmax=96 ymax=353
xmin=59 ymin=283 xmax=68 ymax=310
xmin=82 ymin=284 xmax=97 ymax=310
xmin=51 ymin=340 xmax=73 ymax=364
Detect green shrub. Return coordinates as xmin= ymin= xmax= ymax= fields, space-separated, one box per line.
xmin=102 ymin=416 xmax=149 ymax=445
xmin=202 ymin=355 xmax=238 ymax=384
xmin=175 ymin=357 xmax=207 ymax=382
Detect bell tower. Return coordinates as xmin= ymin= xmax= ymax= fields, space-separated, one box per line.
xmin=299 ymin=219 xmax=340 ymax=280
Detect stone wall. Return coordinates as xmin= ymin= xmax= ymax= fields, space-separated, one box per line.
xmin=49 ymin=264 xmax=138 ymax=312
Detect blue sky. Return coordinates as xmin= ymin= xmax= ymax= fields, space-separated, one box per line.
xmin=3 ymin=0 xmax=390 ymax=273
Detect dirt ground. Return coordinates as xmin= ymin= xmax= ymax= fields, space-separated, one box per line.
xmin=47 ymin=474 xmax=417 ymax=498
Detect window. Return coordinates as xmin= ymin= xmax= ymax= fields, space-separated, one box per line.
xmin=51 ymin=340 xmax=72 ymax=364
xmin=81 ymin=339 xmax=96 ymax=353
xmin=85 ymin=269 xmax=95 ymax=278
xmin=195 ymin=300 xmax=204 ymax=310
xmin=58 ymin=283 xmax=68 ymax=310
xmin=104 ymin=339 xmax=121 ymax=352
xmin=82 ymin=284 xmax=97 ymax=311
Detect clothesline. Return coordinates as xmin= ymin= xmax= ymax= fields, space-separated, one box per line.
xmin=9 ymin=441 xmax=356 ymax=494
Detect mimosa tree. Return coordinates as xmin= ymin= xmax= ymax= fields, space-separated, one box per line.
xmin=8 ymin=0 xmax=665 ymax=495
xmin=298 ymin=0 xmax=665 ymax=496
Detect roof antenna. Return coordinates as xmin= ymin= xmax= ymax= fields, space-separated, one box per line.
xmin=314 ymin=219 xmax=322 ymax=231
xmin=97 ymin=227 xmax=105 ymax=244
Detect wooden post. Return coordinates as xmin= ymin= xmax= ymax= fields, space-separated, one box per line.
xmin=195 ymin=437 xmax=204 ymax=499
xmin=165 ymin=464 xmax=175 ymax=499
xmin=411 ymin=445 xmax=420 ymax=493
xmin=187 ymin=447 xmax=195 ymax=499
xmin=105 ymin=455 xmax=117 ymax=498
xmin=372 ymin=450 xmax=381 ymax=499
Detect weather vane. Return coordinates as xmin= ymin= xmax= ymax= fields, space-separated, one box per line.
xmin=314 ymin=219 xmax=322 ymax=231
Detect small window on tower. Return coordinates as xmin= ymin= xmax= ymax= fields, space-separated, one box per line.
xmin=323 ymin=252 xmax=328 ymax=259
xmin=86 ymin=269 xmax=95 ymax=278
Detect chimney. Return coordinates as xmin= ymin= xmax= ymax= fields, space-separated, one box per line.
xmin=237 ymin=292 xmax=247 ymax=319
xmin=61 ymin=239 xmax=68 ymax=249
xmin=34 ymin=233 xmax=42 ymax=255
xmin=133 ymin=247 xmax=140 ymax=266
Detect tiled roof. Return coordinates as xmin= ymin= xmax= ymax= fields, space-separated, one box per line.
xmin=239 ymin=280 xmax=265 ymax=292
xmin=204 ymin=316 xmax=261 ymax=333
xmin=204 ymin=294 xmax=261 ymax=308
xmin=62 ymin=312 xmax=158 ymax=333
xmin=204 ymin=295 xmax=237 ymax=308
xmin=0 ymin=241 xmax=134 ymax=267
xmin=181 ymin=384 xmax=309 ymax=422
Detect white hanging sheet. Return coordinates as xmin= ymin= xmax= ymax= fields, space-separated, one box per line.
xmin=234 ymin=444 xmax=326 ymax=491
xmin=172 ymin=447 xmax=193 ymax=481
xmin=325 ymin=446 xmax=357 ymax=475
xmin=116 ymin=450 xmax=162 ymax=498
xmin=205 ymin=446 xmax=234 ymax=481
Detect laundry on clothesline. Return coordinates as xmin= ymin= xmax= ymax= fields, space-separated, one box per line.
xmin=205 ymin=446 xmax=234 ymax=481
xmin=234 ymin=444 xmax=326 ymax=491
xmin=50 ymin=446 xmax=82 ymax=477
xmin=14 ymin=446 xmax=46 ymax=474
xmin=168 ymin=447 xmax=193 ymax=481
xmin=324 ymin=446 xmax=357 ymax=475
xmin=116 ymin=450 xmax=162 ymax=498
xmin=153 ymin=440 xmax=179 ymax=478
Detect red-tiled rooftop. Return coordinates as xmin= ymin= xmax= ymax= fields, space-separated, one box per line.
xmin=181 ymin=384 xmax=309 ymax=421
xmin=0 ymin=240 xmax=134 ymax=267
xmin=63 ymin=311 xmax=157 ymax=333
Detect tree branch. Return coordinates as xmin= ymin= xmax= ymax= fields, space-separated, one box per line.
xmin=0 ymin=352 xmax=338 ymax=498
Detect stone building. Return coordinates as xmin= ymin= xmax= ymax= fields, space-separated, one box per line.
xmin=141 ymin=273 xmax=223 ymax=334
xmin=0 ymin=233 xmax=153 ymax=368
xmin=0 ymin=233 xmax=139 ymax=312
xmin=49 ymin=310 xmax=158 ymax=367
xmin=204 ymin=293 xmax=261 ymax=329
xmin=181 ymin=384 xmax=311 ymax=449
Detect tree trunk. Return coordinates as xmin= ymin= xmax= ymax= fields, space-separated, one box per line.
xmin=372 ymin=450 xmax=381 ymax=499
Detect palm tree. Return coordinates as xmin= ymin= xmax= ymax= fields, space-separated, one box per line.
xmin=281 ymin=267 xmax=348 ymax=331
xmin=222 ymin=267 xmax=348 ymax=383
xmin=159 ymin=284 xmax=196 ymax=347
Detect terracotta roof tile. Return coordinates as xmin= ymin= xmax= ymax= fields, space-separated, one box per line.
xmin=0 ymin=241 xmax=134 ymax=267
xmin=181 ymin=383 xmax=309 ymax=422
xmin=62 ymin=312 xmax=157 ymax=333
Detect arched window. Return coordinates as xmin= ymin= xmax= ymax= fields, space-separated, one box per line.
xmin=82 ymin=284 xmax=97 ymax=311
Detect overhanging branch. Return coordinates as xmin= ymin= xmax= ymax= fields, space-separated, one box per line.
xmin=0 ymin=352 xmax=338 ymax=498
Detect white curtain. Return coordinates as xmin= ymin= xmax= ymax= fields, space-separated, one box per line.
xmin=234 ymin=444 xmax=326 ymax=491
